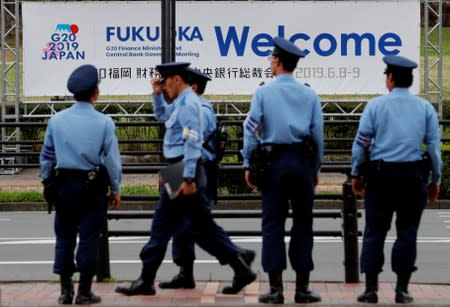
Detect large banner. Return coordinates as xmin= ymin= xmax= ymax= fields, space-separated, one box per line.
xmin=22 ymin=1 xmax=420 ymax=96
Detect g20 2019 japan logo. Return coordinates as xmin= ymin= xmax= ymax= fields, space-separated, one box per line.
xmin=41 ymin=23 xmax=86 ymax=60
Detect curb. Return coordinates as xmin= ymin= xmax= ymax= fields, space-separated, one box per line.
xmin=2 ymin=199 xmax=450 ymax=211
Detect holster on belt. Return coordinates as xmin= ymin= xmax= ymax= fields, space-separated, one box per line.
xmin=43 ymin=166 xmax=58 ymax=214
xmin=89 ymin=165 xmax=111 ymax=195
xmin=419 ymin=151 xmax=432 ymax=180
xmin=299 ymin=136 xmax=319 ymax=169
xmin=248 ymin=143 xmax=271 ymax=190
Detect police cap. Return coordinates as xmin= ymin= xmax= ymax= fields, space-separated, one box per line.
xmin=383 ymin=55 xmax=417 ymax=73
xmin=67 ymin=64 xmax=99 ymax=95
xmin=187 ymin=67 xmax=212 ymax=85
xmin=156 ymin=62 xmax=190 ymax=82
xmin=272 ymin=36 xmax=306 ymax=59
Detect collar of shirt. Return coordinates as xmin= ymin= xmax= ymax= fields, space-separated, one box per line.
xmin=173 ymin=86 xmax=194 ymax=106
xmin=276 ymin=73 xmax=295 ymax=81
xmin=73 ymin=101 xmax=95 ymax=110
xmin=390 ymin=87 xmax=410 ymax=96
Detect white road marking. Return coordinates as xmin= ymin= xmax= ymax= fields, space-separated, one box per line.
xmin=0 ymin=260 xmax=218 ymax=265
xmin=2 ymin=236 xmax=450 ymax=245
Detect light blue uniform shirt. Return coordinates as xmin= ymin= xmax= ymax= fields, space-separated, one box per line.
xmin=199 ymin=96 xmax=217 ymax=161
xmin=39 ymin=102 xmax=122 ymax=194
xmin=351 ymin=88 xmax=442 ymax=185
xmin=241 ymin=73 xmax=324 ymax=169
xmin=152 ymin=87 xmax=203 ymax=178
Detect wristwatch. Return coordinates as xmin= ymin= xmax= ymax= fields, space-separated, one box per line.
xmin=183 ymin=177 xmax=195 ymax=184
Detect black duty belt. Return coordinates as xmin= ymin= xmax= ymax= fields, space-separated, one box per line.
xmin=166 ymin=156 xmax=183 ymax=164
xmin=56 ymin=168 xmax=98 ymax=180
xmin=261 ymin=143 xmax=305 ymax=153
xmin=370 ymin=160 xmax=423 ymax=170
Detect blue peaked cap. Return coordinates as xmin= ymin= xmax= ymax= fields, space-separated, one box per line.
xmin=187 ymin=67 xmax=212 ymax=83
xmin=272 ymin=36 xmax=306 ymax=59
xmin=67 ymin=64 xmax=99 ymax=94
xmin=156 ymin=62 xmax=190 ymax=82
xmin=383 ymin=55 xmax=418 ymax=70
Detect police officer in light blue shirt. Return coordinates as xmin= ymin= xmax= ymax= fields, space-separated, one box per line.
xmin=39 ymin=64 xmax=122 ymax=305
xmin=157 ymin=67 xmax=248 ymax=290
xmin=115 ymin=62 xmax=256 ymax=297
xmin=352 ymin=55 xmax=442 ymax=304
xmin=187 ymin=68 xmax=217 ymax=162
xmin=151 ymin=67 xmax=219 ymax=201
xmin=241 ymin=36 xmax=324 ymax=304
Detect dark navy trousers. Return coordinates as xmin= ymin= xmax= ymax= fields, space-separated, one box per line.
xmin=360 ymin=167 xmax=427 ymax=275
xmin=53 ymin=177 xmax=108 ymax=276
xmin=139 ymin=185 xmax=239 ymax=282
xmin=170 ymin=160 xmax=228 ymax=266
xmin=261 ymin=151 xmax=315 ymax=273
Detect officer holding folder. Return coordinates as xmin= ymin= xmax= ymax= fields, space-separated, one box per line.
xmin=115 ymin=62 xmax=256 ymax=297
xmin=157 ymin=67 xmax=251 ymax=290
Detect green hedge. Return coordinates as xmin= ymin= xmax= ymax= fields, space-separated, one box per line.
xmin=441 ymin=145 xmax=450 ymax=199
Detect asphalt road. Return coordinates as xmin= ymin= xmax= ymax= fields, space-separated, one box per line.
xmin=1 ymin=210 xmax=450 ymax=284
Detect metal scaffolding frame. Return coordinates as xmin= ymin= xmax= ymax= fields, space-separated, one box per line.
xmin=424 ymin=0 xmax=444 ymax=116
xmin=1 ymin=0 xmax=20 ymax=153
xmin=1 ymin=0 xmax=444 ymax=141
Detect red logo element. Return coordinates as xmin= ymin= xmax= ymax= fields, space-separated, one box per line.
xmin=70 ymin=24 xmax=79 ymax=34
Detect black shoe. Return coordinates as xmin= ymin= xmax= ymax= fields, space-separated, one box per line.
xmin=240 ymin=249 xmax=255 ymax=266
xmin=58 ymin=292 xmax=74 ymax=305
xmin=258 ymin=287 xmax=284 ymax=304
xmin=222 ymin=272 xmax=257 ymax=294
xmin=295 ymin=286 xmax=321 ymax=303
xmin=58 ymin=282 xmax=74 ymax=304
xmin=395 ymin=290 xmax=414 ymax=304
xmin=115 ymin=278 xmax=156 ymax=296
xmin=74 ymin=291 xmax=101 ymax=305
xmin=357 ymin=289 xmax=378 ymax=304
xmin=159 ymin=273 xmax=195 ymax=289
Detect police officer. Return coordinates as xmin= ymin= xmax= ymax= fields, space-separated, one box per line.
xmin=157 ymin=67 xmax=254 ymax=290
xmin=351 ymin=55 xmax=442 ymax=304
xmin=115 ymin=62 xmax=256 ymax=296
xmin=242 ymin=37 xmax=324 ymax=304
xmin=187 ymin=68 xmax=218 ymax=203
xmin=39 ymin=64 xmax=122 ymax=305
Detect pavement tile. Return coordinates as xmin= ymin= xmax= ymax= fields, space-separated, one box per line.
xmin=1 ymin=281 xmax=450 ymax=306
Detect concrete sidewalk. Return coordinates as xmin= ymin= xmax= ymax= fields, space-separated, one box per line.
xmin=0 ymin=168 xmax=345 ymax=193
xmin=0 ymin=168 xmax=160 ymax=192
xmin=1 ymin=281 xmax=450 ymax=306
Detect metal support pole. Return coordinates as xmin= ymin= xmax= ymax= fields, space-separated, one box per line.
xmin=96 ymin=222 xmax=111 ymax=282
xmin=161 ymin=0 xmax=176 ymax=63
xmin=342 ymin=177 xmax=360 ymax=283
